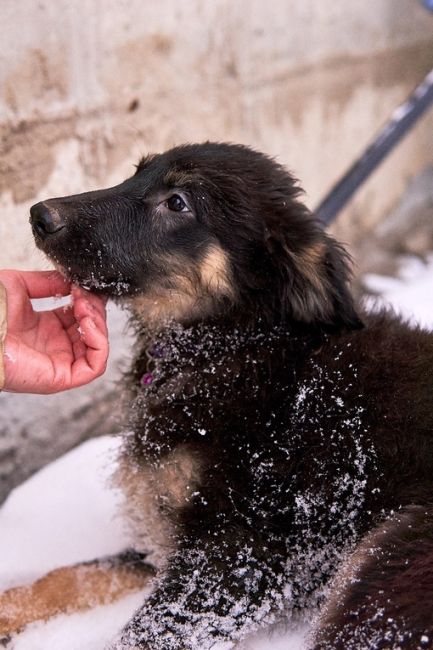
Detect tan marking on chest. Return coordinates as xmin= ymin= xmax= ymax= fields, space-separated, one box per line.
xmin=153 ymin=445 xmax=203 ymax=509
xmin=114 ymin=444 xmax=203 ymax=567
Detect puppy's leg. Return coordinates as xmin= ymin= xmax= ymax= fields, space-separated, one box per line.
xmin=111 ymin=527 xmax=287 ymax=650
xmin=311 ymin=506 xmax=433 ymax=649
xmin=0 ymin=550 xmax=154 ymax=637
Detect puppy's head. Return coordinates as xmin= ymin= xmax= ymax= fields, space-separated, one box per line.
xmin=31 ymin=142 xmax=361 ymax=330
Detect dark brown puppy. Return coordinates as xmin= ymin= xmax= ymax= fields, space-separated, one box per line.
xmin=31 ymin=143 xmax=433 ymax=649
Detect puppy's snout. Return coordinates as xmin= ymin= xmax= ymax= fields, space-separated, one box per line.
xmin=30 ymin=202 xmax=65 ymax=239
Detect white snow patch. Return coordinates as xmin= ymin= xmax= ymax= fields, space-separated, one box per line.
xmin=10 ymin=591 xmax=148 ymax=650
xmin=364 ymin=254 xmax=433 ymax=330
xmin=0 ymin=436 xmax=127 ymax=590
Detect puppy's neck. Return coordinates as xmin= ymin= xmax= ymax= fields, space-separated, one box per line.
xmin=131 ymin=316 xmax=324 ymax=387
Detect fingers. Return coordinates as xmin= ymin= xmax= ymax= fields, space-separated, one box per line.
xmin=0 ymin=274 xmax=109 ymax=393
xmin=71 ymin=286 xmax=108 ymax=337
xmin=17 ymin=270 xmax=71 ymax=299
xmin=67 ymin=321 xmax=88 ymax=360
xmin=69 ymin=286 xmax=109 ymax=387
xmin=55 ymin=287 xmax=108 ymax=369
xmin=70 ymin=315 xmax=109 ymax=386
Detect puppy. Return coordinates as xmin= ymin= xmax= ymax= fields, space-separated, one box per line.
xmin=29 ymin=142 xmax=433 ymax=649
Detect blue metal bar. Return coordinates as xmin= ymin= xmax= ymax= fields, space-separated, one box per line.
xmin=316 ymin=69 xmax=433 ymax=225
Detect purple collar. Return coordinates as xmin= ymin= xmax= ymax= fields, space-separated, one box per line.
xmin=140 ymin=343 xmax=166 ymax=387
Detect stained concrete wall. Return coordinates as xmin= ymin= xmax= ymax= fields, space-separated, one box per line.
xmin=1 ymin=0 xmax=433 ymax=268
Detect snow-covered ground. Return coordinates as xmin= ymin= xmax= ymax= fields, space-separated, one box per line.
xmin=1 ymin=255 xmax=433 ymax=650
xmin=364 ymin=253 xmax=433 ymax=330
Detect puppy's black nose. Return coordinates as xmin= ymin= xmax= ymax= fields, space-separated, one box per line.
xmin=30 ymin=202 xmax=65 ymax=239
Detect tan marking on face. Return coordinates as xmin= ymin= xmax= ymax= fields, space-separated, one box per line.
xmin=199 ymin=245 xmax=233 ymax=296
xmin=113 ymin=444 xmax=203 ymax=568
xmin=294 ymin=241 xmax=326 ymax=293
xmin=132 ymin=286 xmax=205 ymax=325
xmin=287 ymin=241 xmax=330 ymax=322
xmin=131 ymin=245 xmax=233 ymax=326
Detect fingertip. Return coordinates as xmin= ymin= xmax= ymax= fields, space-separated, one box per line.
xmin=79 ymin=314 xmax=96 ymax=337
xmin=71 ymin=284 xmax=87 ymax=300
xmin=70 ymin=352 xmax=108 ymax=387
xmin=74 ymin=300 xmax=108 ymax=340
xmin=79 ymin=315 xmax=109 ymax=352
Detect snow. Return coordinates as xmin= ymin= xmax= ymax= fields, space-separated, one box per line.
xmin=10 ymin=593 xmax=147 ymax=650
xmin=364 ymin=253 xmax=433 ymax=330
xmin=2 ymin=255 xmax=433 ymax=649
xmin=0 ymin=437 xmax=127 ymax=591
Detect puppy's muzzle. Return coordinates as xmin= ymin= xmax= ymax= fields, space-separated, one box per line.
xmin=30 ymin=201 xmax=65 ymax=239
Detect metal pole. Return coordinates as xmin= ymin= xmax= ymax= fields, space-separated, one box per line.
xmin=316 ymin=69 xmax=433 ymax=225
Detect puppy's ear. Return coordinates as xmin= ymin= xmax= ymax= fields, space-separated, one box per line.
xmin=264 ymin=209 xmax=362 ymax=331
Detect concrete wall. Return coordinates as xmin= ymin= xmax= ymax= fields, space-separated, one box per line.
xmin=1 ymin=0 xmax=433 ymax=269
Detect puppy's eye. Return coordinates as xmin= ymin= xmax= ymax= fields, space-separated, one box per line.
xmin=166 ymin=194 xmax=189 ymax=212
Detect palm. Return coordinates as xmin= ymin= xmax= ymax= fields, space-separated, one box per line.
xmin=1 ymin=271 xmax=108 ymax=394
xmin=8 ymin=303 xmax=75 ymax=382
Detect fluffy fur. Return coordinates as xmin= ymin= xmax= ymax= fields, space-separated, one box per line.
xmin=31 ymin=142 xmax=433 ymax=649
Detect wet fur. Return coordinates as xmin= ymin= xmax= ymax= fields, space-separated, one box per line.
xmin=31 ymin=143 xmax=433 ymax=649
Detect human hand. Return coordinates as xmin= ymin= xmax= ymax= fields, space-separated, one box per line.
xmin=0 ymin=270 xmax=109 ymax=394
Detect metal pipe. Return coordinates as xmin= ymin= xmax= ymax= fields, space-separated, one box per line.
xmin=315 ymin=69 xmax=433 ymax=225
